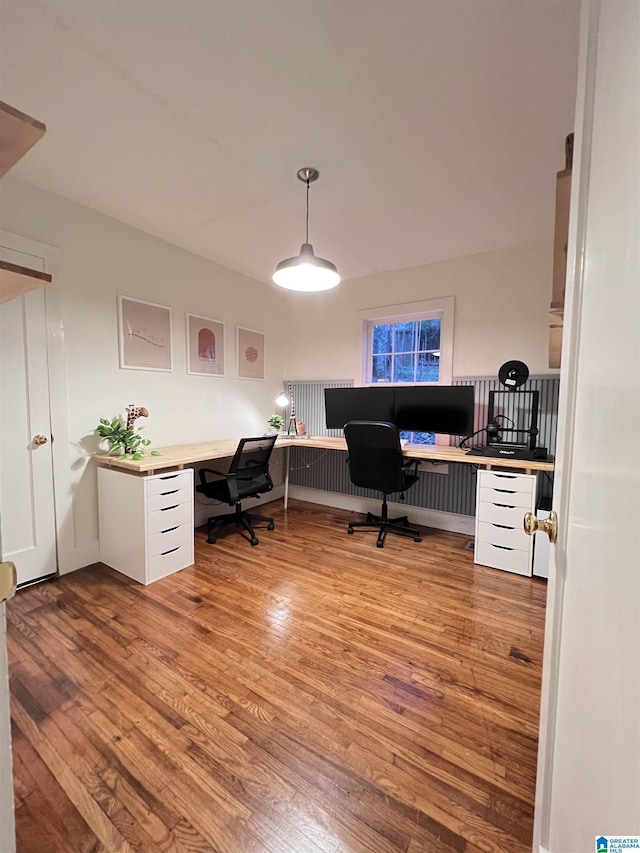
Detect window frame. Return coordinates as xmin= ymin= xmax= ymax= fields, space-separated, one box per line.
xmin=358 ymin=297 xmax=455 ymax=446
xmin=359 ymin=296 xmax=454 ymax=388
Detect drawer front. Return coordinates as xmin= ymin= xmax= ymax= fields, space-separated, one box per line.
xmin=478 ymin=486 xmax=534 ymax=509
xmin=477 ymin=521 xmax=531 ymax=552
xmin=147 ymin=523 xmax=193 ymax=558
xmin=146 ymin=470 xmax=193 ymax=496
xmin=147 ymin=501 xmax=192 ymax=535
xmin=474 ymin=541 xmax=532 ymax=576
xmin=147 ymin=487 xmax=192 ymax=512
xmin=478 ymin=470 xmax=535 ymax=493
xmin=477 ymin=500 xmax=529 ymax=528
xmin=147 ymin=543 xmax=194 ymax=583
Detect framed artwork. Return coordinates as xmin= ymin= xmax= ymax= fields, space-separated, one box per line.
xmin=236 ymin=326 xmax=265 ymax=380
xmin=186 ymin=313 xmax=225 ymax=376
xmin=118 ymin=295 xmax=172 ymax=372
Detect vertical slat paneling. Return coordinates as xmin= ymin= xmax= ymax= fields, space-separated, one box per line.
xmin=288 ymin=376 xmax=559 ymax=516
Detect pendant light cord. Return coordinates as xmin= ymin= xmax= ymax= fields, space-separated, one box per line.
xmin=305 ymin=179 xmax=310 ymax=243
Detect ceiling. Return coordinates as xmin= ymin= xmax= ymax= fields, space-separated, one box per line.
xmin=0 ymin=0 xmax=580 ymax=285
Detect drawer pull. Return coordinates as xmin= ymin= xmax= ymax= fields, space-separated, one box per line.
xmin=493 ymin=474 xmax=516 ymax=479
xmin=159 ymin=474 xmax=180 ymax=480
xmin=491 ymin=523 xmax=514 ymax=530
xmin=160 ymin=505 xmax=178 ymax=512
xmin=494 ymin=488 xmax=516 ymax=494
xmin=160 ymin=526 xmax=179 ymax=534
xmin=491 ymin=544 xmax=514 ymax=551
xmin=160 ymin=546 xmax=180 ymax=556
xmin=160 ymin=489 xmax=179 ymax=496
xmin=494 ymin=503 xmax=516 ymax=509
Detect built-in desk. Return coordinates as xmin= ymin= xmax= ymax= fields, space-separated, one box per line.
xmin=95 ymin=437 xmax=554 ymax=582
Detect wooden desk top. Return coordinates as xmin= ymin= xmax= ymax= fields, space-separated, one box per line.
xmin=94 ymin=435 xmax=554 ymax=474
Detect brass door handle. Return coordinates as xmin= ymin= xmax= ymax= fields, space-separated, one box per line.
xmin=524 ymin=510 xmax=558 ymax=544
xmin=32 ymin=434 xmax=48 ymax=445
xmin=0 ymin=561 xmax=17 ymax=602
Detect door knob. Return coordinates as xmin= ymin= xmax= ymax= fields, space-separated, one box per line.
xmin=0 ymin=561 xmax=17 ymax=602
xmin=32 ymin=434 xmax=48 ymax=446
xmin=524 ymin=510 xmax=558 ymax=544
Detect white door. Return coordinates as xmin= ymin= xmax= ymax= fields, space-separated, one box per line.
xmin=0 ymin=245 xmax=57 ymax=586
xmin=534 ymin=2 xmax=640 ymax=852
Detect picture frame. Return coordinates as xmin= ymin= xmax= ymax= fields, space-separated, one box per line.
xmin=236 ymin=326 xmax=265 ymax=380
xmin=186 ymin=313 xmax=225 ymax=377
xmin=117 ymin=295 xmax=172 ymax=372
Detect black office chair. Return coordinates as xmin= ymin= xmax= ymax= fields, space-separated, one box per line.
xmin=343 ymin=421 xmax=422 ymax=548
xmin=196 ymin=435 xmax=277 ymax=546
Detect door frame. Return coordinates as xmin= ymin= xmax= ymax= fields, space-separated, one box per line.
xmin=0 ymin=230 xmax=76 ymax=574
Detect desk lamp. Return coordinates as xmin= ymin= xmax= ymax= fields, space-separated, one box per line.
xmin=275 ymin=384 xmax=300 ymax=436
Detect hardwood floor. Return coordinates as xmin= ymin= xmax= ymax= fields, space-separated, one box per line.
xmin=7 ymin=499 xmax=547 ymax=853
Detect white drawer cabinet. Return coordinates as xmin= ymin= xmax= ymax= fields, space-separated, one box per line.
xmin=474 ymin=469 xmax=536 ymax=576
xmin=98 ymin=467 xmax=194 ymax=585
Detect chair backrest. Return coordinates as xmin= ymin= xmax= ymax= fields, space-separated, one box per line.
xmin=228 ymin=434 xmax=277 ymax=496
xmin=343 ymin=421 xmax=406 ymax=493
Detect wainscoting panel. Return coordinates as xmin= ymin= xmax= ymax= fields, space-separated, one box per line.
xmin=284 ymin=376 xmax=559 ymax=518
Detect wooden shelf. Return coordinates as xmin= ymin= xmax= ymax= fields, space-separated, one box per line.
xmin=0 ymin=260 xmax=52 ymax=306
xmin=0 ymin=100 xmax=46 ymax=179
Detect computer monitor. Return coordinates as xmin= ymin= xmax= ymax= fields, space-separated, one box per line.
xmin=324 ymin=387 xmax=395 ymax=429
xmin=393 ymin=385 xmax=475 ymax=436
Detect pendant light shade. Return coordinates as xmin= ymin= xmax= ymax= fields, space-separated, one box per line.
xmin=273 ymin=168 xmax=340 ymax=292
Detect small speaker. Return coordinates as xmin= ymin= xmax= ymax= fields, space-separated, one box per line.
xmin=498 ymin=360 xmax=529 ymax=390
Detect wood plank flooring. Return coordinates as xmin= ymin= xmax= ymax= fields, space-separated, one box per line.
xmin=7 ymin=499 xmax=547 ymax=853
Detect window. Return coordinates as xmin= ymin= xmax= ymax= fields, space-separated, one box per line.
xmin=370 ymin=317 xmax=441 ymax=384
xmin=359 ymin=297 xmax=454 ymax=445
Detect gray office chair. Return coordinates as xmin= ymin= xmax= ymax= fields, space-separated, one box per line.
xmin=196 ymin=435 xmax=277 ymax=546
xmin=343 ymin=420 xmax=422 ymax=548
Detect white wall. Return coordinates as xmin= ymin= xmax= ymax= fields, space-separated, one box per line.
xmin=283 ymin=241 xmax=553 ymax=381
xmin=0 ymin=177 xmax=290 ymax=569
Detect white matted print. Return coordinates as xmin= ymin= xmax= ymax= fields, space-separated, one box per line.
xmin=118 ymin=296 xmax=172 ymax=371
xmin=236 ymin=326 xmax=265 ymax=380
xmin=186 ymin=314 xmax=225 ymax=376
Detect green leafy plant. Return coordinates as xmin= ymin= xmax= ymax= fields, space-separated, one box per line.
xmin=95 ymin=417 xmax=160 ymax=461
xmin=267 ymin=414 xmax=284 ymax=431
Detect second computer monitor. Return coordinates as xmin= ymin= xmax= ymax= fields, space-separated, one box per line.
xmin=393 ymin=385 xmax=475 ymax=435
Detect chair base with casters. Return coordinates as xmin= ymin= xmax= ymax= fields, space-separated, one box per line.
xmin=206 ymin=502 xmax=274 ymax=547
xmin=347 ymin=493 xmax=422 ymax=548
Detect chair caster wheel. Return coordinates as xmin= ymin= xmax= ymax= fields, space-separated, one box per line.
xmin=376 ymin=540 xmax=384 ymax=548
xmin=267 ymin=522 xmax=275 ymax=530
xmin=250 ymin=537 xmax=259 ymax=546
xmin=414 ymin=536 xmax=422 ymax=543
xmin=207 ymin=536 xmax=217 ymax=544
xmin=347 ymin=527 xmax=354 ymax=534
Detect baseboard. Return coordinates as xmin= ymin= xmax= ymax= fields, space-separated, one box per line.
xmin=288 ymin=486 xmax=475 ymax=535
xmin=60 ymin=540 xmax=100 ymax=575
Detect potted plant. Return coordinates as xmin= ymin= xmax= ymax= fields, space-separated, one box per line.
xmin=94 ymin=416 xmax=160 ymax=461
xmin=267 ymin=414 xmax=284 ymax=434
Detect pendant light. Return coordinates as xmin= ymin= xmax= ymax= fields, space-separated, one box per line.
xmin=273 ymin=168 xmax=341 ymax=292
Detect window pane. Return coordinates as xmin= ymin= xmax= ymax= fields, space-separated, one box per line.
xmin=372 ymin=324 xmax=392 ymax=354
xmin=371 ymin=354 xmax=392 ymax=383
xmin=400 ymin=430 xmax=435 ymax=445
xmin=418 ymin=318 xmax=441 ymax=351
xmin=416 ymin=352 xmax=440 ymax=382
xmin=393 ymin=321 xmax=416 ymax=354
xmin=393 ymin=353 xmax=415 ymax=383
